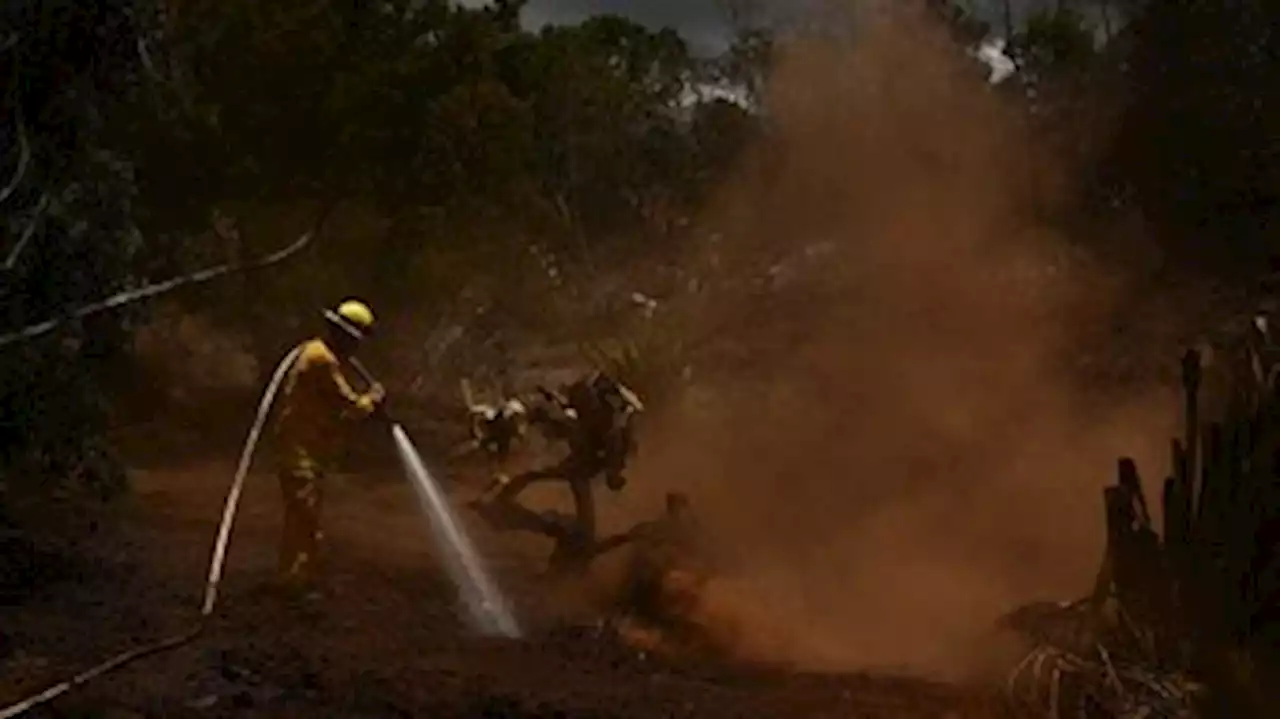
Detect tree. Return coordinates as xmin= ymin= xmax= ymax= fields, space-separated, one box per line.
xmin=0 ymin=0 xmax=187 ymax=499
xmin=0 ymin=0 xmax=767 ymax=509
xmin=1093 ymin=0 xmax=1280 ymax=283
xmin=1018 ymin=7 xmax=1096 ymax=72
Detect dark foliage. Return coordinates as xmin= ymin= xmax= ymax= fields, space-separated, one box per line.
xmin=1096 ymin=0 xmax=1280 ymax=282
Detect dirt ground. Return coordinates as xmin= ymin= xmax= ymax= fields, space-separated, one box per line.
xmin=1 ymin=457 xmax=1005 ymax=718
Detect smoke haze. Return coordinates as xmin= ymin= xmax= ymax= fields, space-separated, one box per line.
xmin=611 ymin=7 xmax=1175 ymax=680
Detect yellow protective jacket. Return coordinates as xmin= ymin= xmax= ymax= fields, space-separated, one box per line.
xmin=272 ymin=338 xmax=379 ymax=468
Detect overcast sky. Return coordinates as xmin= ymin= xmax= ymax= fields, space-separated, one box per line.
xmin=459 ymin=1 xmax=1111 ymax=55
xmin=488 ymin=0 xmax=734 ymax=54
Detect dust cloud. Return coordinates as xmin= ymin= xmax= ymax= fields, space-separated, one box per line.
xmin=617 ymin=8 xmax=1177 ymax=681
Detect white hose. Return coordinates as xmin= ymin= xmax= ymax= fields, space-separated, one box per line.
xmin=200 ymin=343 xmax=303 ymax=616
xmin=0 ymin=344 xmax=303 ymax=719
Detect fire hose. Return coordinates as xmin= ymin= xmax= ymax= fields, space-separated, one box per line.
xmin=0 ymin=341 xmax=318 ymax=718
xmin=0 ymin=206 xmax=341 ymax=717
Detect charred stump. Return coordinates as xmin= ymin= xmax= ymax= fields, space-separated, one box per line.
xmin=1091 ymin=347 xmax=1280 ymax=715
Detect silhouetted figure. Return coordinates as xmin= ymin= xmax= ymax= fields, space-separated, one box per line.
xmin=472 ymin=372 xmax=642 ymax=548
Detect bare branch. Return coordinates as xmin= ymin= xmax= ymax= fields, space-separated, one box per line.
xmin=3 ymin=193 xmax=49 ymax=271
xmin=0 ymin=201 xmax=338 ymax=349
xmin=0 ymin=108 xmax=30 ymax=208
xmin=1096 ymin=643 xmax=1127 ymax=698
xmin=136 ymin=36 xmax=163 ymax=83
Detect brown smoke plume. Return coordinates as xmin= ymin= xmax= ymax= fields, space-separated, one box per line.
xmin=610 ymin=7 xmax=1177 ymax=681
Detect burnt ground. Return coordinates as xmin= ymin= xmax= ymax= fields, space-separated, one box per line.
xmin=2 ymin=459 xmax=1003 ymax=718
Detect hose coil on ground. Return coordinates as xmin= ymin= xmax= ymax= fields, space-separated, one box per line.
xmin=0 ymin=344 xmax=304 ymax=719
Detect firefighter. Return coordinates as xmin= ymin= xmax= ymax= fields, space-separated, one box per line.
xmin=611 ymin=493 xmax=731 ymax=658
xmin=619 ymin=492 xmax=706 ymax=617
xmin=474 ymin=371 xmax=642 ymax=546
xmin=456 ymin=379 xmax=530 ymax=474
xmin=470 ymin=397 xmax=529 ymax=460
xmin=271 ymin=299 xmax=386 ymax=593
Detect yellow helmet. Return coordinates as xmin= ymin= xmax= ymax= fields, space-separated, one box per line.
xmin=324 ymin=299 xmax=376 ymax=340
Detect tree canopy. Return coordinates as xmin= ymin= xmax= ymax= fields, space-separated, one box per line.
xmin=1097 ymin=0 xmax=1280 ymax=281
xmin=0 ymin=0 xmax=765 ymax=496
xmin=6 ymin=0 xmax=1278 ymax=501
xmin=1 ymin=0 xmax=176 ymax=497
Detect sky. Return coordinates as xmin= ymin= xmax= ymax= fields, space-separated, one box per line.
xmin=518 ymin=0 xmax=733 ymax=53
xmin=458 ymin=1 xmax=1118 ymax=55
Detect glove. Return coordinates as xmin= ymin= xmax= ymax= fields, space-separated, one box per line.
xmin=369 ymin=387 xmax=395 ymax=424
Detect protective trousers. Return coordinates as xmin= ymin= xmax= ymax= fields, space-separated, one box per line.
xmin=277 ymin=451 xmax=325 ymax=586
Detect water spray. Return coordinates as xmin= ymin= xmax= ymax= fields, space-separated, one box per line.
xmin=348 ymin=356 xmax=521 ymax=637
xmin=391 ymin=425 xmax=521 ymax=638
xmin=0 ymin=343 xmax=521 ymax=717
